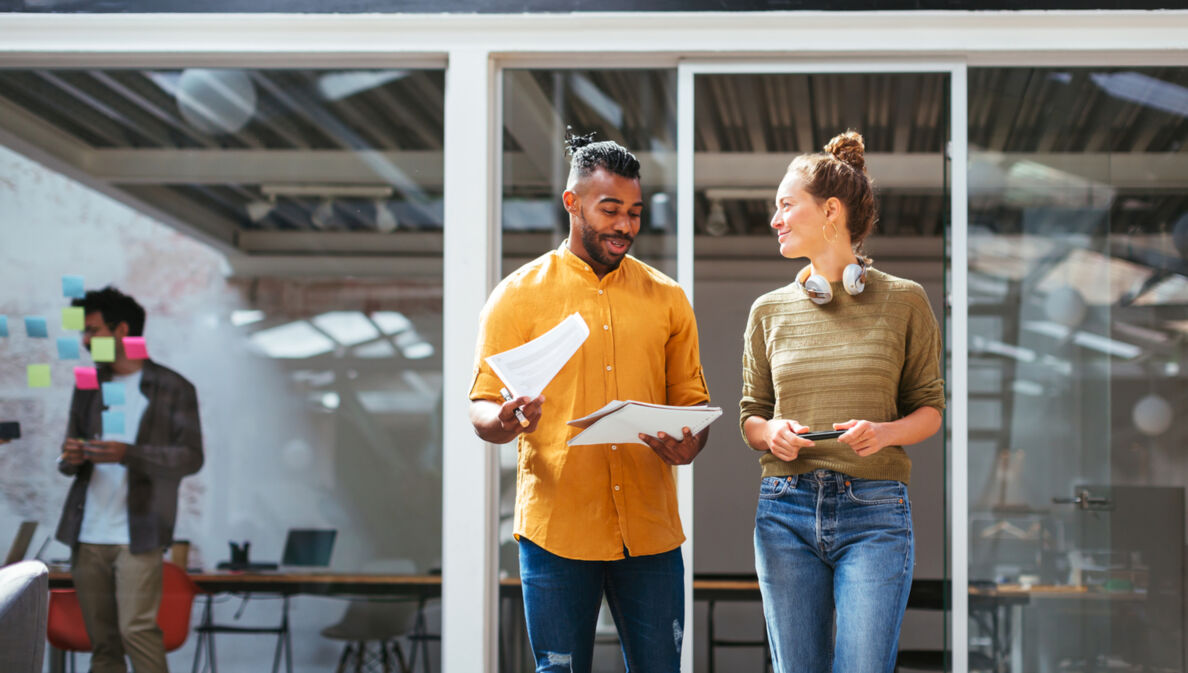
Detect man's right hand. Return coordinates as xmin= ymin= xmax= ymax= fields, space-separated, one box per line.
xmin=470 ymin=395 xmax=545 ymax=444
xmin=60 ymin=438 xmax=86 ymax=466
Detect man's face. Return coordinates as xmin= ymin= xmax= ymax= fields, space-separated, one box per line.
xmin=565 ymin=167 xmax=643 ymax=276
xmin=82 ymin=312 xmax=125 ymax=352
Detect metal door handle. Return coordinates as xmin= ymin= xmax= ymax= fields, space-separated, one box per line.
xmin=1052 ymin=489 xmax=1113 ymax=510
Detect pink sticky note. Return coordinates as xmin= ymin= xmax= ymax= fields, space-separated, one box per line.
xmin=74 ymin=366 xmax=99 ymax=390
xmin=123 ymin=336 xmax=148 ymax=360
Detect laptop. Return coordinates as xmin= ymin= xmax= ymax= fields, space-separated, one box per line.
xmin=279 ymin=528 xmax=336 ymax=571
xmin=4 ymin=521 xmax=37 ymax=566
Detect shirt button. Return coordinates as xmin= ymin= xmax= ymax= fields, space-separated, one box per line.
xmin=603 ymin=324 xmax=609 ymax=330
xmin=614 ymin=485 xmax=621 ymax=491
xmin=598 ymin=290 xmax=604 ymax=295
xmin=611 ymin=445 xmax=617 ymax=450
xmin=606 ymin=365 xmax=612 ymax=371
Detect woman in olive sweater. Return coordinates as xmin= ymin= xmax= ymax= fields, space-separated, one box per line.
xmin=740 ymin=130 xmax=945 ymax=673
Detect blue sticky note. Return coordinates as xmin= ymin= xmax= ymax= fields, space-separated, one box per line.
xmin=101 ymin=410 xmax=125 ymax=437
xmin=0 ymin=316 xmax=7 ymax=337
xmin=62 ymin=275 xmax=85 ymax=299
xmin=57 ymin=337 xmax=81 ymax=360
xmin=101 ymin=382 xmax=125 ymax=406
xmin=24 ymin=316 xmax=48 ymax=338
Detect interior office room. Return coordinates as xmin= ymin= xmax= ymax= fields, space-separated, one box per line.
xmin=0 ymin=5 xmax=1186 ymax=673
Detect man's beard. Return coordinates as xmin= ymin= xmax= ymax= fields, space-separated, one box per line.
xmin=578 ymin=212 xmax=634 ymax=271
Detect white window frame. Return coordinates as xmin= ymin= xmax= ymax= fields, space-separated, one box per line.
xmin=1 ymin=11 xmax=1186 ymax=673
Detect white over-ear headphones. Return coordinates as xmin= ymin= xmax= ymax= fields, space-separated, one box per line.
xmin=797 ymin=260 xmax=868 ymax=305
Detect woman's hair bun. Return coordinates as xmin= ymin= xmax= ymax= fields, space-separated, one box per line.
xmin=824 ymin=130 xmax=866 ymax=174
xmin=564 ymin=126 xmax=598 ymax=156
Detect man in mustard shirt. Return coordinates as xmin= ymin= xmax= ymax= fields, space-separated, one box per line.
xmin=469 ymin=133 xmax=710 ymax=673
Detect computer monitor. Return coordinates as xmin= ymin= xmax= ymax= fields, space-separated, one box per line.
xmin=280 ymin=528 xmax=336 ymax=568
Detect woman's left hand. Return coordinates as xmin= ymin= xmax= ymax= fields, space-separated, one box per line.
xmin=834 ymin=419 xmax=889 ymax=457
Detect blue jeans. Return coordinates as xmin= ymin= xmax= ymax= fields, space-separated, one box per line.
xmin=518 ymin=537 xmax=684 ymax=673
xmin=754 ymin=469 xmax=914 ymax=673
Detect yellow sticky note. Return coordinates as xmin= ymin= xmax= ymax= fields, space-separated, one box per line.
xmin=27 ymin=364 xmax=51 ymax=388
xmin=62 ymin=306 xmax=85 ymax=331
xmin=91 ymin=336 xmax=116 ymax=363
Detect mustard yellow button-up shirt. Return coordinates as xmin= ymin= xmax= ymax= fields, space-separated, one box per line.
xmin=470 ymin=243 xmax=709 ymax=561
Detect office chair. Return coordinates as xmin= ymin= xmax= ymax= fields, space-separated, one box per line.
xmin=47 ymin=561 xmax=199 ymax=673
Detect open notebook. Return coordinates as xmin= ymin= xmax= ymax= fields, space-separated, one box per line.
xmin=567 ymin=400 xmax=722 ymax=446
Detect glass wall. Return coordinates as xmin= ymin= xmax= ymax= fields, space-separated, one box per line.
xmin=967 ymin=66 xmax=1188 ymax=672
xmin=0 ymin=66 xmax=444 ymax=672
xmin=498 ymin=67 xmax=678 ymax=672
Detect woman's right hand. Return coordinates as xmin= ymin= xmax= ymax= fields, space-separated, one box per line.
xmin=765 ymin=419 xmax=814 ymax=462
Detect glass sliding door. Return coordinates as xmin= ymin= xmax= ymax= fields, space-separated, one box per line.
xmin=679 ymin=63 xmax=961 ymax=673
xmin=967 ymin=66 xmax=1188 ymax=673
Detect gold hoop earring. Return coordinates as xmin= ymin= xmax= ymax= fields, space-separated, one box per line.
xmin=822 ymin=220 xmax=838 ymax=243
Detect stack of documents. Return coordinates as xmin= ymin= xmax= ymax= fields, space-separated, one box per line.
xmin=567 ymin=400 xmax=723 ymax=446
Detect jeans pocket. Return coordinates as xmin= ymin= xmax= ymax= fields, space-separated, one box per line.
xmin=845 ymin=478 xmax=906 ymax=505
xmin=758 ymin=476 xmax=793 ymax=500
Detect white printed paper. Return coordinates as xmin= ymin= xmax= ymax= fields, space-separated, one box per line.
xmin=485 ymin=312 xmax=590 ymax=399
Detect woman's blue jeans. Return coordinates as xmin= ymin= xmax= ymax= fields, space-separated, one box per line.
xmin=754 ymin=469 xmax=914 ymax=673
xmin=518 ymin=537 xmax=684 ymax=673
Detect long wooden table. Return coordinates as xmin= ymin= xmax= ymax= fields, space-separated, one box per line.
xmin=47 ymin=571 xmax=1055 ymax=673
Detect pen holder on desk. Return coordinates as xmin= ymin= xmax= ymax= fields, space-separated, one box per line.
xmin=229 ymin=541 xmax=251 ymax=565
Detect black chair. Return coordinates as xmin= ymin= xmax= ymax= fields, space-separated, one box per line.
xmin=191 ymin=593 xmax=292 ymax=673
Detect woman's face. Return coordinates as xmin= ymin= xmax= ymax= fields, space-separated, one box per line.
xmin=770 ymin=173 xmax=826 ymax=260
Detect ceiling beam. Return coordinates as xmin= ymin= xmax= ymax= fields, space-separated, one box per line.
xmin=0 ymin=94 xmax=240 ymax=257
xmin=83 ymin=149 xmax=1188 ymax=192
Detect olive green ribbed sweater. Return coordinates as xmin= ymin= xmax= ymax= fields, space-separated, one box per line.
xmin=740 ymin=267 xmax=945 ymax=484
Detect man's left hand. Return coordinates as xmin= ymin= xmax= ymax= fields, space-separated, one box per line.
xmin=638 ymin=426 xmax=702 ymax=466
xmin=83 ymin=440 xmax=130 ymax=464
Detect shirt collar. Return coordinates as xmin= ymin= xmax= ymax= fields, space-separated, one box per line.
xmin=557 ymin=238 xmax=628 ymax=283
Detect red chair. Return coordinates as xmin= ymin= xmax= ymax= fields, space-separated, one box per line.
xmin=47 ymin=561 xmax=200 ymax=672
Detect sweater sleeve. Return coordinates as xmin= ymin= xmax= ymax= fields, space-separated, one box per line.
xmin=898 ymin=287 xmax=945 ymax=416
xmin=739 ymin=298 xmax=775 ymax=436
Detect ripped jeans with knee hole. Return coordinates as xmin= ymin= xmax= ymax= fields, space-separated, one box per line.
xmin=519 ymin=537 xmax=684 ymax=673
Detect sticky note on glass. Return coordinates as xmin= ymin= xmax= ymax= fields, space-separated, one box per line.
xmin=101 ymin=382 xmax=125 ymax=406
xmin=102 ymin=410 xmax=125 ymax=436
xmin=91 ymin=337 xmax=115 ymax=363
xmin=74 ymin=366 xmax=99 ymax=390
xmin=57 ymin=337 xmax=81 ymax=360
xmin=122 ymin=337 xmax=148 ymax=360
xmin=25 ymin=316 xmax=48 ymax=338
xmin=62 ymin=307 xmax=85 ymax=331
xmin=0 ymin=316 xmax=7 ymax=337
xmin=62 ymin=275 xmax=85 ymax=299
xmin=27 ymin=364 xmax=51 ymax=388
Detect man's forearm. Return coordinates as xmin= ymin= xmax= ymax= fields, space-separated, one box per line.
xmin=470 ymin=399 xmax=521 ymax=444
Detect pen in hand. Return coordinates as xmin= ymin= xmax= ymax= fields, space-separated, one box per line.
xmin=500 ymin=387 xmax=531 ymax=428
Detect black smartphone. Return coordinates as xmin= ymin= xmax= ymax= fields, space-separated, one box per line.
xmin=798 ymin=429 xmax=844 ymax=441
xmin=0 ymin=422 xmax=21 ymax=440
